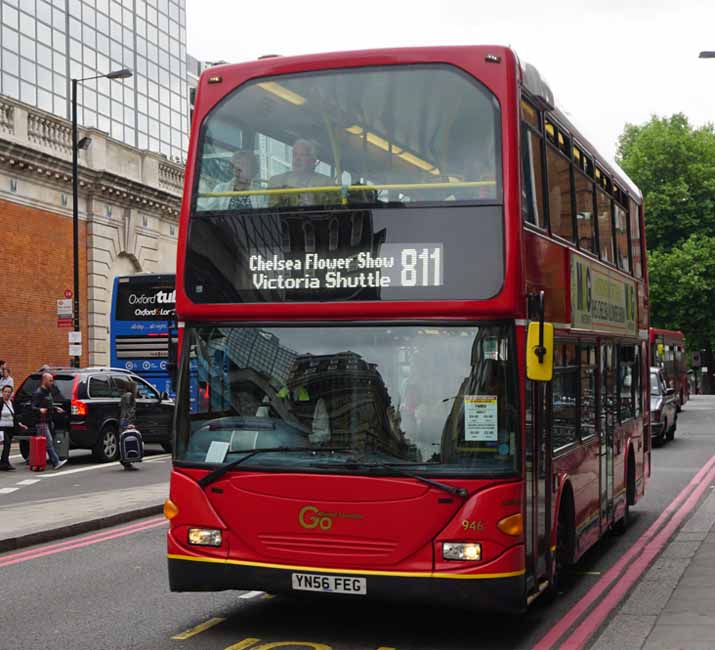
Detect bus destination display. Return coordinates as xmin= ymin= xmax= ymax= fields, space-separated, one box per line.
xmin=248 ymin=244 xmax=443 ymax=292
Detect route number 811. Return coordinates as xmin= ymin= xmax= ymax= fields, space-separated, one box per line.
xmin=400 ymin=247 xmax=442 ymax=287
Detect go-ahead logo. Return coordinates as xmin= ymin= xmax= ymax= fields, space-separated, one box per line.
xmin=298 ymin=505 xmax=364 ymax=530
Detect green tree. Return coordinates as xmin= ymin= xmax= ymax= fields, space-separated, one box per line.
xmin=648 ymin=236 xmax=715 ymax=351
xmin=616 ymin=114 xmax=715 ymax=251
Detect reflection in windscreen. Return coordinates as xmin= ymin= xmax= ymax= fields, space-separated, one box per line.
xmin=176 ymin=325 xmax=518 ymax=476
xmin=194 ymin=65 xmax=501 ymax=211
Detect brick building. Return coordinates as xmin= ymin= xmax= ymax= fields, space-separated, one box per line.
xmin=0 ymin=96 xmax=183 ymax=383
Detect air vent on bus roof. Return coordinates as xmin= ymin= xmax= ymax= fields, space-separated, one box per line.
xmin=522 ymin=62 xmax=555 ymax=110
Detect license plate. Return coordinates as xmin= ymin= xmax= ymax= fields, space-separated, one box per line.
xmin=291 ymin=572 xmax=367 ymax=595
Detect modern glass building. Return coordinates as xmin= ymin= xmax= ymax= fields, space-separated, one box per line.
xmin=0 ymin=0 xmax=189 ymax=160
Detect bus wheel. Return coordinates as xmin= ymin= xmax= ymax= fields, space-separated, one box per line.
xmin=93 ymin=424 xmax=119 ymax=462
xmin=614 ymin=453 xmax=635 ymax=535
xmin=547 ymin=492 xmax=574 ymax=600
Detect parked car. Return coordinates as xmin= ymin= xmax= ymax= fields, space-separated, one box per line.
xmin=14 ymin=367 xmax=174 ymax=462
xmin=650 ymin=366 xmax=677 ymax=445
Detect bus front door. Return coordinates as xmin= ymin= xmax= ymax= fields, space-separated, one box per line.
xmin=526 ymin=379 xmax=551 ymax=589
xmin=600 ymin=344 xmax=615 ymax=530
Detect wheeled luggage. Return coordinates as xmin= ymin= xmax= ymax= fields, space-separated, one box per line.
xmin=119 ymin=426 xmax=144 ymax=464
xmin=29 ymin=434 xmax=47 ymax=471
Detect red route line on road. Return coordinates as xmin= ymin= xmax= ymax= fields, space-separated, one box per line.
xmin=0 ymin=516 xmax=166 ymax=568
xmin=533 ymin=453 xmax=715 ymax=650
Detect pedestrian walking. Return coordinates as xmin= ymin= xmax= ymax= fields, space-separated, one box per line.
xmin=0 ymin=384 xmax=27 ymax=470
xmin=31 ymin=373 xmax=67 ymax=470
xmin=0 ymin=365 xmax=15 ymax=390
xmin=119 ymin=380 xmax=140 ymax=470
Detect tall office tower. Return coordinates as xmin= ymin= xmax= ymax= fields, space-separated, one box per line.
xmin=0 ymin=0 xmax=189 ymax=161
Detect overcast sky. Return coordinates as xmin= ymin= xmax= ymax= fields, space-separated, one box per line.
xmin=186 ymin=0 xmax=715 ymax=161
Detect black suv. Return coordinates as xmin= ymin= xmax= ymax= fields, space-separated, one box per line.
xmin=14 ymin=367 xmax=174 ymax=462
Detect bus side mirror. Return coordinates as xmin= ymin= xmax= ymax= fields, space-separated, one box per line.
xmin=526 ymin=322 xmax=554 ymax=382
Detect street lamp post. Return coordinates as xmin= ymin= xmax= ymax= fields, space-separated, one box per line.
xmin=71 ymin=68 xmax=132 ymax=368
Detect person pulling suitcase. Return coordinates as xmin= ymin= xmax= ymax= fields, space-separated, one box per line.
xmin=119 ymin=380 xmax=141 ymax=470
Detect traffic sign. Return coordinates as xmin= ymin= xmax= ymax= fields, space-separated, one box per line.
xmin=64 ymin=289 xmax=73 ymax=299
xmin=57 ymin=299 xmax=72 ymax=317
xmin=68 ymin=331 xmax=82 ymax=344
xmin=57 ymin=318 xmax=73 ymax=329
xmin=69 ymin=343 xmax=82 ymax=357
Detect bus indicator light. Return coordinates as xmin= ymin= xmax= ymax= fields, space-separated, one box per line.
xmin=497 ymin=514 xmax=523 ymax=537
xmin=163 ymin=499 xmax=179 ymax=520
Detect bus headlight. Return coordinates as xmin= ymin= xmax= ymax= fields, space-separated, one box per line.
xmin=188 ymin=528 xmax=222 ymax=547
xmin=443 ymin=542 xmax=481 ymax=561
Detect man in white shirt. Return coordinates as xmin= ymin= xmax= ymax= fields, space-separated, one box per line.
xmin=268 ymin=139 xmax=334 ymax=207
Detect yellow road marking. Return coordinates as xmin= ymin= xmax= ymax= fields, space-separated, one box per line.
xmin=224 ymin=640 xmax=261 ymax=650
xmin=253 ymin=643 xmax=331 ymax=649
xmin=171 ymin=617 xmax=226 ymax=640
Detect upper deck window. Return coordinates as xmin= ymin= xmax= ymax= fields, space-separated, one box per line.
xmin=194 ymin=65 xmax=502 ymax=212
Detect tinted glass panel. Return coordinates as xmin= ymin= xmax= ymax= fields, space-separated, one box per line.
xmin=629 ymin=199 xmax=642 ymax=278
xmin=552 ymin=343 xmax=578 ymax=448
xmin=580 ymin=345 xmax=596 ymax=436
xmin=194 ymin=65 xmax=502 ymax=212
xmin=185 ymin=206 xmax=504 ymax=303
xmin=546 ymin=145 xmax=573 ymax=241
xmin=15 ymin=375 xmax=74 ymax=403
xmin=175 ymin=324 xmax=519 ymax=477
xmin=614 ymin=204 xmax=630 ymax=273
xmin=522 ymin=126 xmax=545 ymax=228
xmin=574 ymin=170 xmax=596 ymax=253
xmin=89 ymin=375 xmax=112 ymax=398
xmin=597 ymin=189 xmax=614 ymax=264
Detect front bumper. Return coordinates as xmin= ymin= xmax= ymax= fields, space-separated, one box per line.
xmin=167 ymin=555 xmax=526 ymax=613
xmin=650 ymin=421 xmax=664 ymax=438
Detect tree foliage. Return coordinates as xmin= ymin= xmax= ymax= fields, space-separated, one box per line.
xmin=617 ymin=115 xmax=715 ymax=354
xmin=648 ymin=236 xmax=715 ymax=350
xmin=616 ymin=114 xmax=715 ymax=252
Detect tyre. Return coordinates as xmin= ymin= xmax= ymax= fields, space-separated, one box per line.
xmin=93 ymin=424 xmax=119 ymax=462
xmin=614 ymin=453 xmax=635 ymax=535
xmin=161 ymin=442 xmax=173 ymax=453
xmin=545 ymin=493 xmax=574 ymax=602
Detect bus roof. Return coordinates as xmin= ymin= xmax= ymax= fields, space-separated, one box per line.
xmin=517 ymin=55 xmax=642 ymax=203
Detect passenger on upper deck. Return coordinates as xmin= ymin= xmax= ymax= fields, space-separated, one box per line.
xmin=201 ymin=150 xmax=263 ymax=210
xmin=268 ymin=139 xmax=334 ymax=207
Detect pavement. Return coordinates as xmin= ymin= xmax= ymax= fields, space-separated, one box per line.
xmin=590 ymin=398 xmax=715 ymax=650
xmin=0 ymin=443 xmax=168 ymax=552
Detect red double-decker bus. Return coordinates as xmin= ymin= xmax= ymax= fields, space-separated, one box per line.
xmin=650 ymin=328 xmax=688 ymax=409
xmin=165 ymin=46 xmax=650 ymax=611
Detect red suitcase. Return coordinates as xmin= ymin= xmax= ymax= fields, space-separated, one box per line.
xmin=29 ymin=434 xmax=47 ymax=471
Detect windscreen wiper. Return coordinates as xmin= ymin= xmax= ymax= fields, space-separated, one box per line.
xmin=314 ymin=459 xmax=469 ymax=499
xmin=197 ymin=447 xmax=352 ymax=488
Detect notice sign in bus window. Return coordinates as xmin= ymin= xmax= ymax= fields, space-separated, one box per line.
xmin=464 ymin=395 xmax=498 ymax=441
xmin=248 ymin=244 xmax=443 ymax=293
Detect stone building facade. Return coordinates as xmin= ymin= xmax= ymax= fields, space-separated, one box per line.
xmin=0 ymin=95 xmax=183 ymax=381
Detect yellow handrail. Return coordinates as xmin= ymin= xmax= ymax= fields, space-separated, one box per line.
xmin=199 ymin=180 xmax=496 ymax=198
